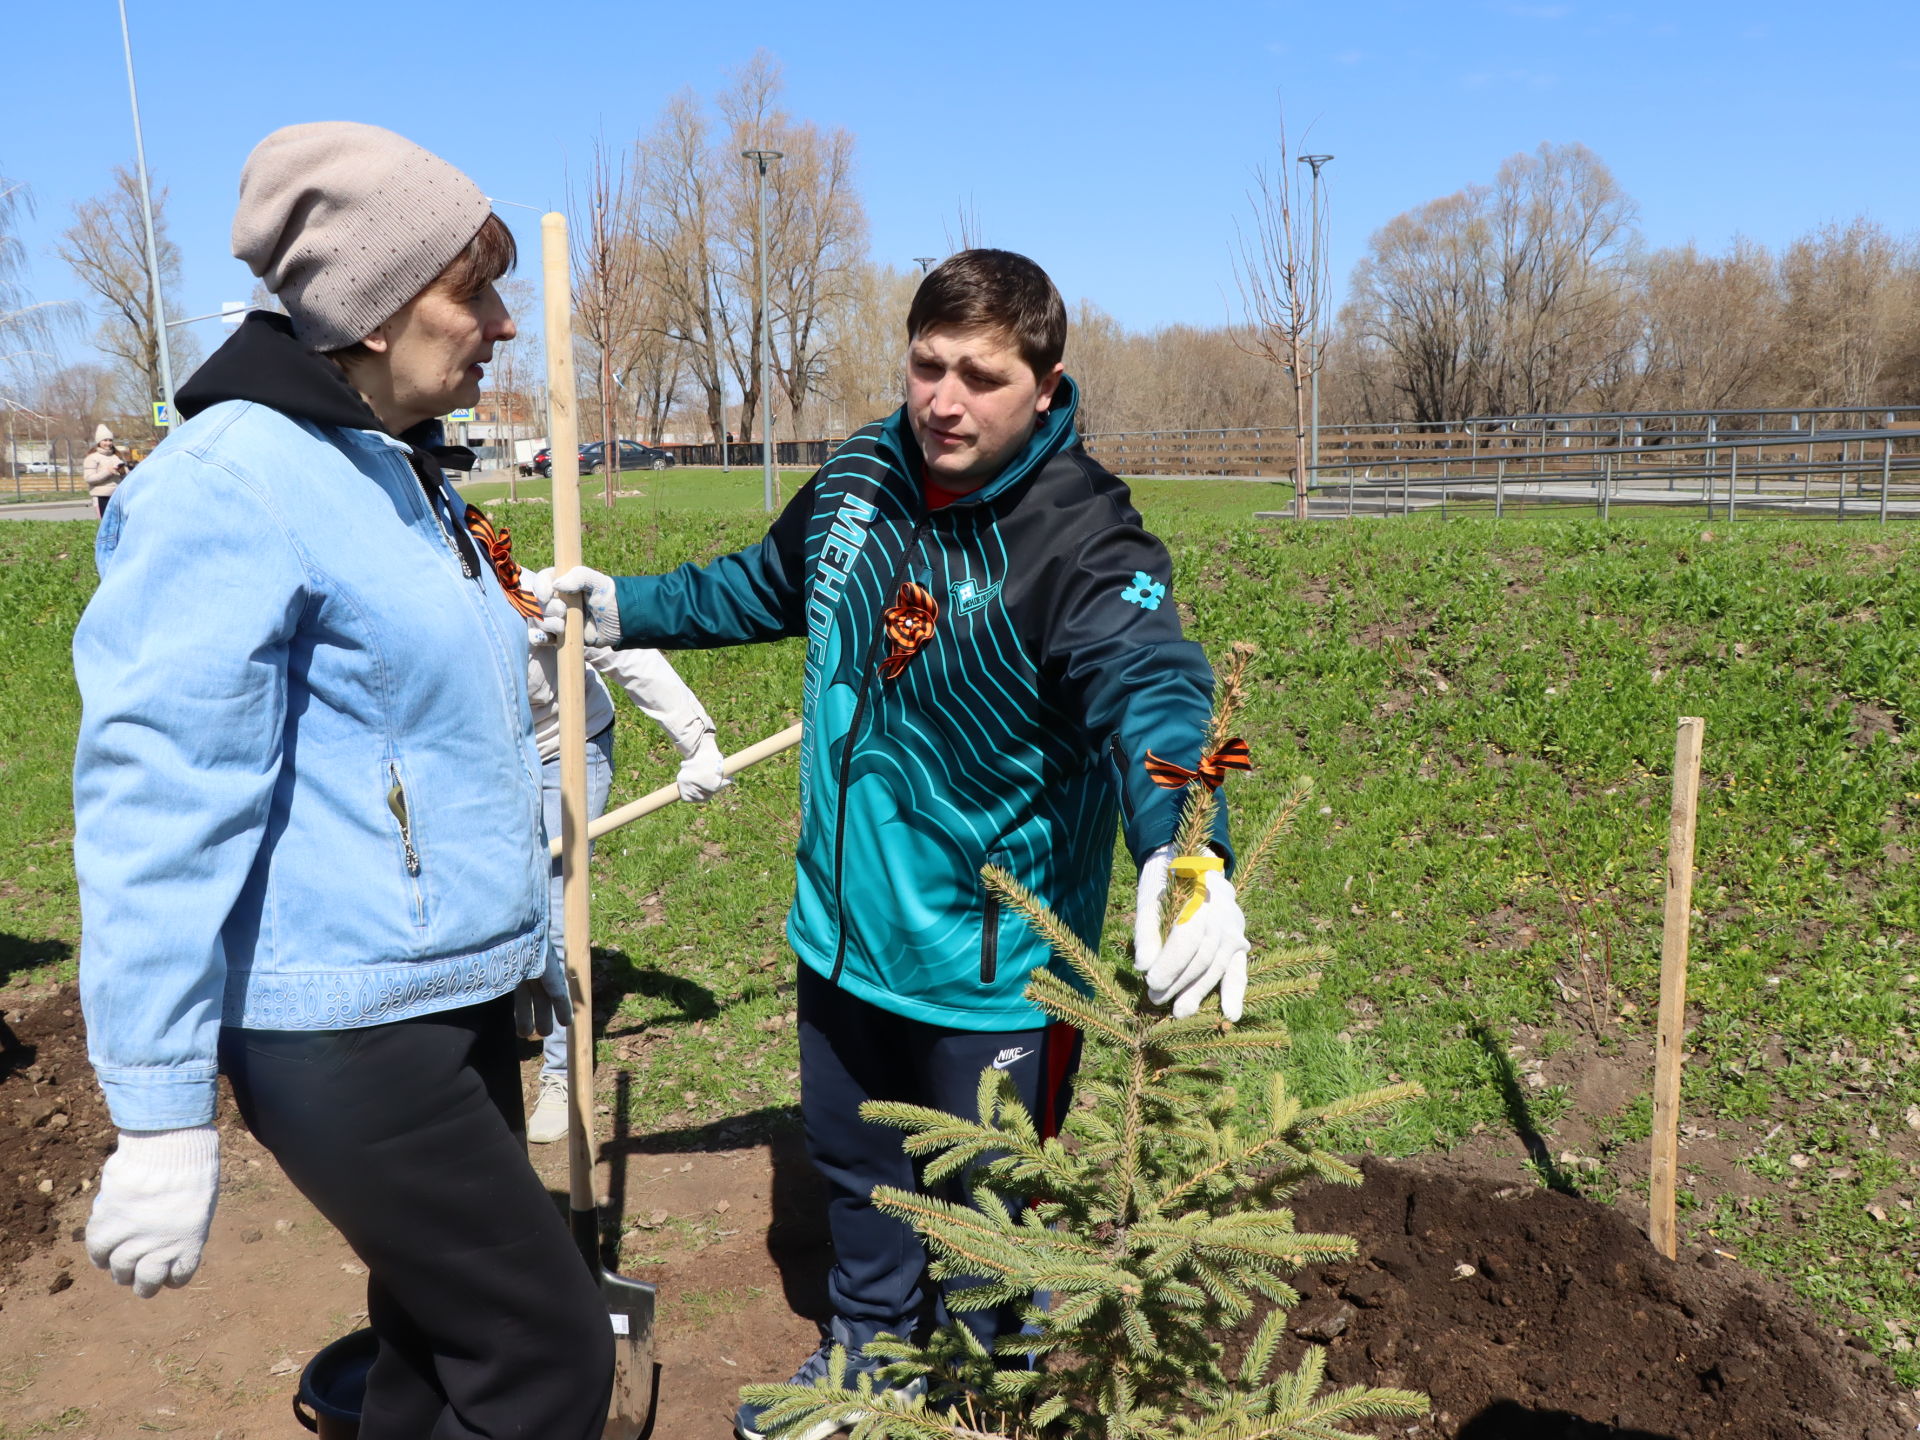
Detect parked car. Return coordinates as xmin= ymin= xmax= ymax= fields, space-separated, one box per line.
xmin=524 ymin=445 xmax=588 ymax=480
xmin=581 ymin=440 xmax=676 ymax=474
xmin=527 ymin=441 xmax=675 ymax=479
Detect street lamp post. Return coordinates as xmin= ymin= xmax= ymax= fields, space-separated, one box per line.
xmin=742 ymin=149 xmax=783 ymax=514
xmin=117 ymin=0 xmax=176 ymax=430
xmin=1297 ymin=154 xmax=1333 ymax=479
xmin=914 ymin=256 xmax=937 ymax=276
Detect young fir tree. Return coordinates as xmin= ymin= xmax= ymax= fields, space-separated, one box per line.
xmin=743 ymin=646 xmax=1427 ymax=1440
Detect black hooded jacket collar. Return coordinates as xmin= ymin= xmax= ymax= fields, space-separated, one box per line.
xmin=177 ymin=311 xmax=385 ymax=431
xmin=176 ymin=311 xmax=482 ymax=575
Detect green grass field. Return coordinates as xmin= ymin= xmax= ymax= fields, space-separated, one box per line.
xmin=4 ymin=474 xmax=1917 ymax=1380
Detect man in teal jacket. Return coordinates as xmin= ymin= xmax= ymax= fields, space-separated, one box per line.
xmin=554 ymin=251 xmax=1248 ymax=1438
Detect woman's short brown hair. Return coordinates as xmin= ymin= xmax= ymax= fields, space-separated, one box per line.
xmin=436 ymin=212 xmax=518 ymax=301
xmin=906 ymin=249 xmax=1067 ymax=380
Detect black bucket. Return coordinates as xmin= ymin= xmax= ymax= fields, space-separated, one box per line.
xmin=294 ymin=1327 xmax=377 ymax=1439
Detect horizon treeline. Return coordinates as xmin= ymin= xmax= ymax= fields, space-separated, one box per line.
xmin=10 ymin=92 xmax=1919 ymax=450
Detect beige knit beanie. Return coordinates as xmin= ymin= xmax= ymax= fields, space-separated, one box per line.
xmin=233 ymin=122 xmax=492 ymax=351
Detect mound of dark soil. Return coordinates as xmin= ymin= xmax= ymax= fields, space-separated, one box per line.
xmin=0 ymin=988 xmax=112 ymax=1291
xmin=1286 ymin=1158 xmax=1918 ymax=1439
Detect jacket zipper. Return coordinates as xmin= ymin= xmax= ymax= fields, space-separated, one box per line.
xmin=828 ymin=518 xmax=928 ymax=984
xmin=1108 ymin=736 xmax=1138 ymax=825
xmin=392 ymin=443 xmax=535 ymax=817
xmin=423 ymin=480 xmax=477 ymax=578
xmin=980 ymin=850 xmax=1005 ymax=984
xmin=387 ymin=765 xmax=420 ymax=875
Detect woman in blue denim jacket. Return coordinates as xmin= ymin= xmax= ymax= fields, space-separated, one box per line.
xmin=71 ymin=122 xmax=612 ymax=1439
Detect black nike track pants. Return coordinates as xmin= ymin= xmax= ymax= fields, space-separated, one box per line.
xmin=796 ymin=963 xmax=1081 ymax=1350
xmin=220 ymin=995 xmax=614 ymax=1440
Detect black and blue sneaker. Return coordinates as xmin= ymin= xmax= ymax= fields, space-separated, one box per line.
xmin=733 ymin=1316 xmax=923 ymax=1440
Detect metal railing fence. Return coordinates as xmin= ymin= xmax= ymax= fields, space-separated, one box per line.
xmin=1271 ymin=428 xmax=1920 ymax=524
xmin=664 ymin=438 xmax=843 ymax=469
xmin=1080 ymin=406 xmax=1920 ymax=483
xmin=3 ymin=437 xmax=94 ymax=504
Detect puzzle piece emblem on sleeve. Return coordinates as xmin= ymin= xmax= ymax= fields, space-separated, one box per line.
xmin=1120 ymin=571 xmax=1167 ymax=611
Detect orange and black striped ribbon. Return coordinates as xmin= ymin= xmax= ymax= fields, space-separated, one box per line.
xmin=878 ymin=581 xmax=939 ymax=680
xmin=1144 ymin=737 xmax=1253 ymax=791
xmin=463 ymin=504 xmax=545 ymax=621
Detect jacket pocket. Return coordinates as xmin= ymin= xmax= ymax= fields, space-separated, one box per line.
xmin=980 ymin=850 xmax=1007 ymax=985
xmin=386 ymin=763 xmax=427 ymax=929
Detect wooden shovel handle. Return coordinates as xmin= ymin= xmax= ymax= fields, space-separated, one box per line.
xmin=546 ymin=722 xmax=803 ymax=859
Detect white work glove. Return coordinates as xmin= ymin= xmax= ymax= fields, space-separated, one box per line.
xmin=522 ymin=566 xmax=563 ymax=648
xmin=549 ymin=566 xmax=622 ymax=647
xmin=514 ymin=950 xmax=573 ymax=1039
xmin=676 ymin=731 xmax=730 ymax=803
xmin=1133 ymin=844 xmax=1250 ymax=1021
xmin=86 ymin=1125 xmax=220 ymax=1297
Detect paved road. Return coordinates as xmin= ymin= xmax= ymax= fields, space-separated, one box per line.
xmin=0 ymin=499 xmax=94 ymax=522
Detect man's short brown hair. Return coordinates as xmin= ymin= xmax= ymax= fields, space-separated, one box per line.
xmin=906 ymin=249 xmax=1067 ymax=380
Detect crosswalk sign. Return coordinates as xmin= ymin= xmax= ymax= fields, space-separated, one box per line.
xmin=152 ymin=401 xmax=173 ymax=428
xmin=446 ymin=408 xmax=476 ymax=423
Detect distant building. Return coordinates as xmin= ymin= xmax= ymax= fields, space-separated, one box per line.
xmin=453 ymin=397 xmax=542 ymax=470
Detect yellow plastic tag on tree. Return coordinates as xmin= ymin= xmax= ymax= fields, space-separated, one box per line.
xmin=1169 ymin=854 xmax=1224 ymax=926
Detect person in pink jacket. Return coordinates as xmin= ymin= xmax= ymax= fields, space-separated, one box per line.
xmin=82 ymin=430 xmax=128 ymax=518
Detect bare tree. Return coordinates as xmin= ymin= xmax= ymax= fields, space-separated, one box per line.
xmin=57 ymin=165 xmax=196 ymax=434
xmin=1233 ymin=119 xmax=1330 ymax=519
xmin=1483 ymin=143 xmax=1638 ymax=415
xmin=945 ymin=201 xmax=984 ymax=252
xmin=609 ymin=59 xmax=873 ymax=453
xmin=1776 ymin=218 xmax=1919 ymax=408
xmin=1635 ymin=239 xmax=1783 ymax=413
xmin=636 ymin=92 xmax=731 ymax=445
xmin=716 ymin=52 xmax=869 ymax=444
xmin=25 ymin=362 xmax=121 ymax=439
xmin=571 ymin=138 xmax=648 ymax=505
xmin=820 ymin=261 xmax=915 ymax=432
xmin=1345 ymin=191 xmax=1496 ymax=424
xmin=1062 ymin=300 xmax=1146 ymax=436
xmin=1341 ymin=143 xmax=1636 ymax=425
xmin=1069 ymin=301 xmax=1292 ymax=440
xmin=1 ymin=175 xmax=75 ymax=411
xmin=761 ymin=123 xmax=865 ymax=438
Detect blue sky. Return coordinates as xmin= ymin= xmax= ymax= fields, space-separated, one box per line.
xmin=5 ymin=0 xmax=1918 ymax=368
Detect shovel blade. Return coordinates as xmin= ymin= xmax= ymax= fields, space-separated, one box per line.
xmin=600 ymin=1270 xmax=659 ymax=1440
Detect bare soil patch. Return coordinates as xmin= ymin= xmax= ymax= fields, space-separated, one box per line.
xmin=1288 ymin=1158 xmax=1919 ymax=1439
xmin=1 ymin=987 xmax=111 ymax=1285
xmin=1853 ymin=702 xmax=1902 ymax=746
xmin=3 ymin=985 xmax=1916 ymax=1438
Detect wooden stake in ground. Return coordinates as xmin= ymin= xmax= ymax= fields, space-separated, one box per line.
xmin=1649 ymin=716 xmax=1705 ymax=1261
xmin=542 ymin=209 xmax=659 ymax=1440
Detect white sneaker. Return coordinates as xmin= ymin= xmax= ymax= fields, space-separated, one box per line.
xmin=527 ymin=1073 xmax=569 ymax=1144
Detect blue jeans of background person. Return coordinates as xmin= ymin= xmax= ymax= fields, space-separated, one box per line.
xmin=541 ymin=726 xmax=615 ymax=1079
